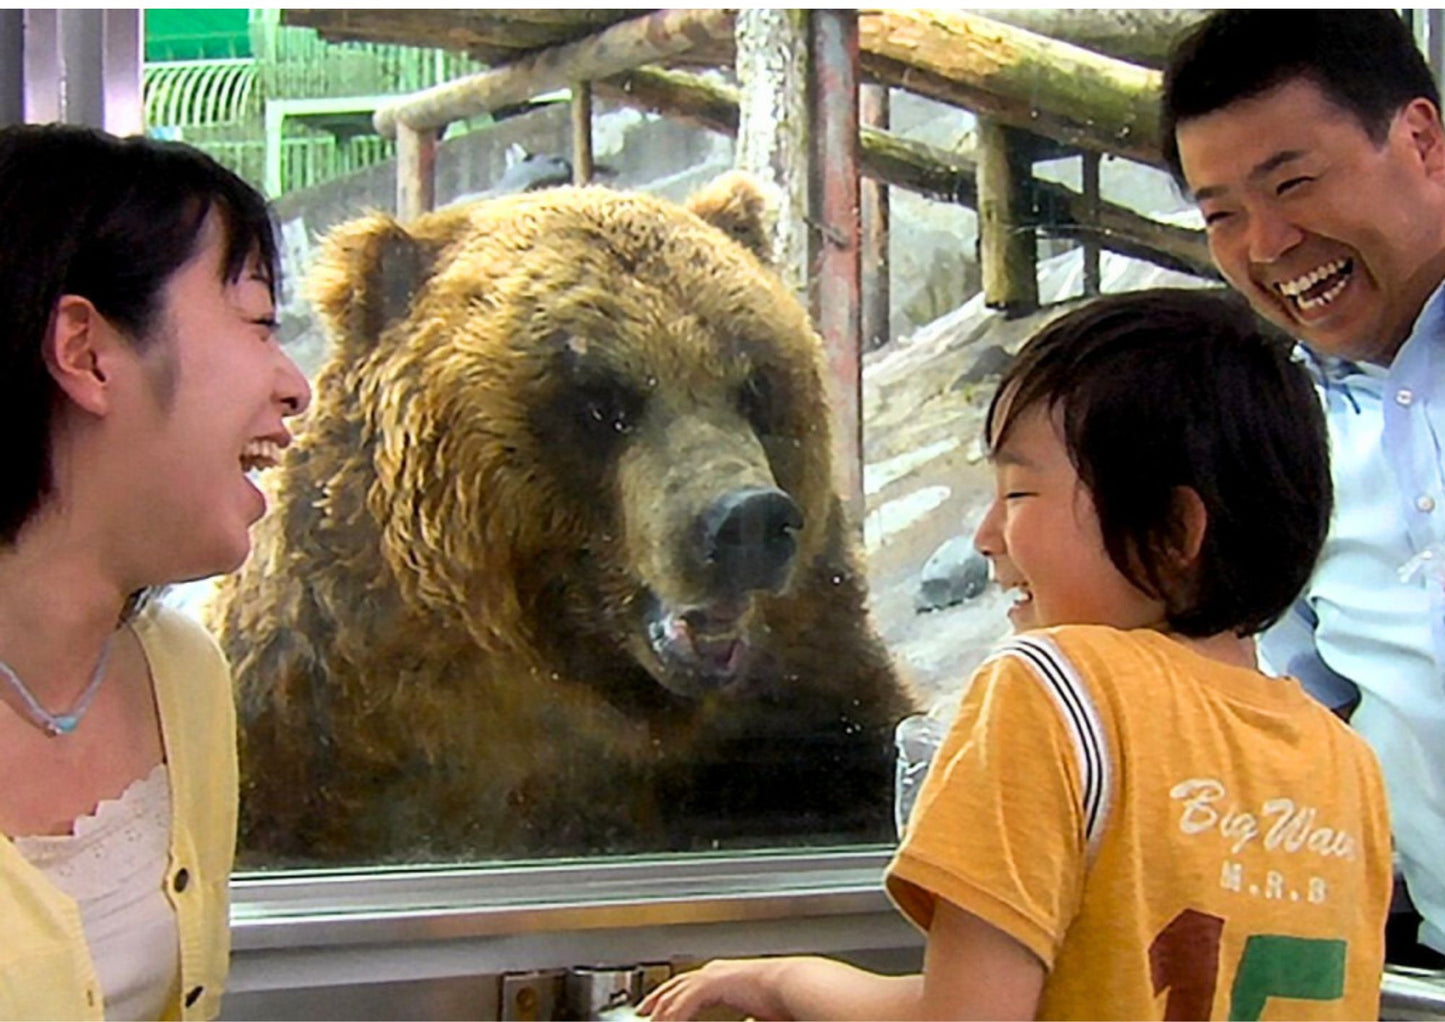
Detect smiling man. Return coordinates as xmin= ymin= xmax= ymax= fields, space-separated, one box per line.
xmin=1164 ymin=10 xmax=1445 ymax=970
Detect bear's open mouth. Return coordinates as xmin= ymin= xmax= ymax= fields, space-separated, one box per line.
xmin=644 ymin=594 xmax=754 ymax=694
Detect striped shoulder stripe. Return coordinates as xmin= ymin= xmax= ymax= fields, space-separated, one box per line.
xmin=986 ymin=633 xmax=1114 ymax=857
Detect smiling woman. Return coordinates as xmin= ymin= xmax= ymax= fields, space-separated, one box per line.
xmin=0 ymin=123 xmax=309 ymax=1020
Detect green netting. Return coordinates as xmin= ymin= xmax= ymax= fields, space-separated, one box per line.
xmin=143 ymin=10 xmax=490 ymax=195
xmin=145 ymin=9 xmax=252 ymax=62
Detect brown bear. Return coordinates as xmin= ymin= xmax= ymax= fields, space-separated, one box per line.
xmin=211 ymin=174 xmax=915 ymax=865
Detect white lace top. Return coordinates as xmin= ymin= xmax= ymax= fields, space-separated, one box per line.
xmin=13 ymin=763 xmax=179 ymax=1020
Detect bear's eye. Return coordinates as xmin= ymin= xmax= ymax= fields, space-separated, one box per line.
xmin=739 ymin=369 xmax=777 ymax=433
xmin=578 ymin=381 xmax=640 ymax=437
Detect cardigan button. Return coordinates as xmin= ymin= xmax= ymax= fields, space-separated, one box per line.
xmin=173 ymin=868 xmax=190 ymax=893
xmin=185 ymin=986 xmax=204 ymax=1007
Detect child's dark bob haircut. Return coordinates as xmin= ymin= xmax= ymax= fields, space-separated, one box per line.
xmin=984 ymin=288 xmax=1331 ymax=639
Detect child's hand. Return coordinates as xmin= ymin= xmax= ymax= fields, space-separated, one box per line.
xmin=637 ymin=958 xmax=791 ymax=1021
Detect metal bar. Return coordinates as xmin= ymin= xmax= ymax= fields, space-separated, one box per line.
xmin=811 ymin=10 xmax=864 ymax=526
xmin=1382 ymin=968 xmax=1445 ymax=1019
xmin=1 ymin=10 xmax=24 ymax=125
xmin=571 ymin=80 xmax=593 ymax=184
xmin=1430 ymin=9 xmax=1445 ymax=89
xmin=230 ymin=849 xmax=897 ymax=949
xmin=224 ymin=849 xmax=922 ymax=1016
xmin=58 ymin=8 xmax=103 ymax=128
xmin=100 ymin=9 xmax=142 ymax=136
xmin=373 ymin=8 xmax=734 ymax=138
xmin=21 ymin=9 xmax=61 ymax=124
xmin=396 ymin=123 xmax=436 ymax=221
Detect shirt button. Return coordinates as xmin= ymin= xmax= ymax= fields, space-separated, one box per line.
xmin=173 ymin=868 xmax=190 ymax=893
xmin=1397 ymin=388 xmax=1415 ymax=406
xmin=1418 ymin=495 xmax=1437 ymax=513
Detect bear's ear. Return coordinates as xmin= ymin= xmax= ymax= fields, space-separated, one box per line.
xmin=687 ymin=171 xmax=774 ymax=264
xmin=307 ymin=213 xmax=433 ymax=350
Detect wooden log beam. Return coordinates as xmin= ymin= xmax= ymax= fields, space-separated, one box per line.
xmin=595 ymin=67 xmax=1216 ymax=281
xmin=373 ymin=8 xmax=734 ymax=137
xmin=285 ymin=9 xmax=638 ymax=64
xmin=858 ymin=9 xmax=1163 ymax=167
xmin=970 ymin=9 xmax=1211 ymax=69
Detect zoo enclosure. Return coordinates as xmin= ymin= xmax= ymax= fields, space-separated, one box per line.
xmin=289 ymin=7 xmax=1219 ymax=528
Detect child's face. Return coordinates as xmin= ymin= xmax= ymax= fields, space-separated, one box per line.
xmin=974 ymin=401 xmax=1166 ymax=632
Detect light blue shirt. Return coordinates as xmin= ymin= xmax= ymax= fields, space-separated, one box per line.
xmin=1260 ymin=281 xmax=1445 ymax=954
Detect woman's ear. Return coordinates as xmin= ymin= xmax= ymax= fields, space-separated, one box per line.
xmin=1170 ymin=485 xmax=1209 ymax=567
xmin=43 ymin=295 xmax=117 ymax=416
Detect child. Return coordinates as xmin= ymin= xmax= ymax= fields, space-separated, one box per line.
xmin=639 ymin=288 xmax=1392 ymax=1020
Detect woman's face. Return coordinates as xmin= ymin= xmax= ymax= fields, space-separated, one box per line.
xmin=122 ymin=212 xmax=311 ymax=583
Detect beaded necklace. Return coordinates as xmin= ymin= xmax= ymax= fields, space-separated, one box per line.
xmin=0 ymin=634 xmax=114 ymax=737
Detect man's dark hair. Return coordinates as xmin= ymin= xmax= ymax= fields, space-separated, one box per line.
xmin=0 ymin=123 xmax=280 ymax=546
xmin=985 ymin=288 xmax=1331 ymax=639
xmin=1162 ymin=10 xmax=1439 ymax=185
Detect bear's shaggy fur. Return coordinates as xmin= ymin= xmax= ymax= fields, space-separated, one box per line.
xmin=212 ymin=175 xmax=915 ymax=864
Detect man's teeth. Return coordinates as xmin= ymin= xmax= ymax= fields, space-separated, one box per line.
xmin=241 ymin=439 xmax=282 ymax=472
xmin=1296 ymin=275 xmax=1349 ymax=311
xmin=1010 ymin=587 xmax=1033 ymax=606
xmin=1276 ymin=257 xmax=1351 ymax=311
xmin=1277 ymin=258 xmax=1348 ymax=296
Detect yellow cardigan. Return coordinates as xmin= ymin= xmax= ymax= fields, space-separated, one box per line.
xmin=0 ymin=605 xmax=237 ymax=1020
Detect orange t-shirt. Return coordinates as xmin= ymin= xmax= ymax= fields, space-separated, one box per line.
xmin=887 ymin=625 xmax=1392 ymax=1020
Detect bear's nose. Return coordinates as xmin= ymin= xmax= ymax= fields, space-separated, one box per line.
xmin=700 ymin=486 xmax=804 ymax=595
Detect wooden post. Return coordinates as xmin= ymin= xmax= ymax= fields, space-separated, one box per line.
xmin=1082 ymin=150 xmax=1101 ymax=296
xmin=811 ymin=10 xmax=864 ymax=527
xmin=977 ymin=117 xmax=1038 ymax=314
xmin=735 ymin=8 xmax=811 ymax=298
xmin=571 ymin=80 xmax=593 ymax=184
xmin=860 ymin=83 xmax=891 ymax=352
xmin=395 ymin=123 xmax=436 ymax=222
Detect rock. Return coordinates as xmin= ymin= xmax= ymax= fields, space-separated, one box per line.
xmin=915 ymin=535 xmax=991 ymax=612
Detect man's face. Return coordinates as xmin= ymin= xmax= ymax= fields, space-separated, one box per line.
xmin=1176 ymin=77 xmax=1445 ymax=365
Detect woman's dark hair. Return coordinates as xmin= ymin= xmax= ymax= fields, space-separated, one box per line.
xmin=0 ymin=123 xmax=279 ymax=546
xmin=1161 ymin=10 xmax=1439 ymax=187
xmin=985 ymin=288 xmax=1331 ymax=639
